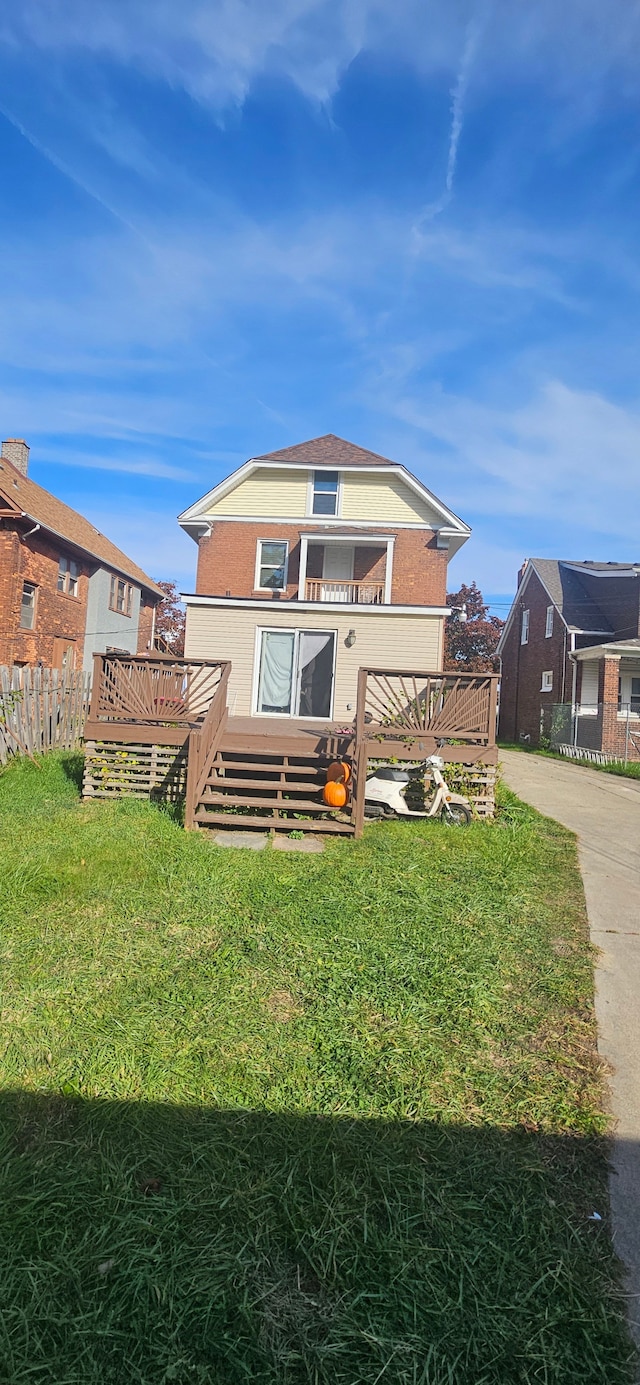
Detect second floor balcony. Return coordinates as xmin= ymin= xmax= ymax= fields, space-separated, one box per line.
xmin=300 ymin=535 xmax=392 ymax=605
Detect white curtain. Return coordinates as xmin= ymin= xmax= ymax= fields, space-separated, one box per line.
xmin=259 ymin=632 xmax=295 ymax=712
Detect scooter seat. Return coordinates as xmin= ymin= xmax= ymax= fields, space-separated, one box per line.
xmin=367 ymin=767 xmax=411 ymax=782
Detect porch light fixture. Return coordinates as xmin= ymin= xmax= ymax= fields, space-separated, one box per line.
xmin=345 ymin=629 xmax=356 ymax=647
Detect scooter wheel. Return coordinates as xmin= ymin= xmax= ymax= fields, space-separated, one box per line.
xmin=442 ymin=803 xmax=471 ymax=826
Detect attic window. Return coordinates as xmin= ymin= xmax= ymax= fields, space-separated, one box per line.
xmin=545 ymin=605 xmax=554 ymax=638
xmin=312 ymin=471 xmax=339 ymax=516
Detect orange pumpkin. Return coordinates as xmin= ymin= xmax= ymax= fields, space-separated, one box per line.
xmin=323 ymin=779 xmax=348 ymax=808
xmin=326 ymin=759 xmax=351 ymax=784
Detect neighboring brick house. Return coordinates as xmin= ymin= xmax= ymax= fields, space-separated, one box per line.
xmin=0 ymin=439 xmax=163 ymax=671
xmin=497 ymin=558 xmax=640 ymax=759
xmin=178 ymin=434 xmax=471 ymax=719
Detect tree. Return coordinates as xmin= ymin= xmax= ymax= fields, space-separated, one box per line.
xmin=155 ymin=581 xmax=186 ymax=656
xmin=444 ymin=581 xmax=504 ymax=673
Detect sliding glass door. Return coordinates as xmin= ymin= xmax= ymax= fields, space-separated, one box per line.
xmin=257 ymin=630 xmax=335 ymax=717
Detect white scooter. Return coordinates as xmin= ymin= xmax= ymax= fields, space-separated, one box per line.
xmin=364 ymin=755 xmax=472 ymax=825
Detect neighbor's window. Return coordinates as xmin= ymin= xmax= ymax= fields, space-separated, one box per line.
xmin=109 ymin=575 xmax=133 ymax=615
xmin=312 ymin=470 xmax=339 ymax=516
xmin=256 ymin=540 xmax=288 ymax=591
xmin=20 ymin=581 xmax=37 ymax=629
xmin=57 ymin=555 xmax=80 ymax=596
xmin=545 ymin=605 xmax=554 ymax=638
xmin=521 ymin=609 xmax=529 ymax=644
xmin=619 ymin=675 xmax=640 ymax=715
xmin=541 ymin=670 xmax=553 ymax=692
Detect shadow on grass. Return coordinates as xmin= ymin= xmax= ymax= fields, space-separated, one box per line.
xmin=0 ymin=1092 xmax=634 ymax=1385
xmin=60 ymin=750 xmax=85 ymax=792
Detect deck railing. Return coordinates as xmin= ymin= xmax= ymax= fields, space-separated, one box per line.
xmin=88 ymin=653 xmax=227 ymax=727
xmin=185 ymin=662 xmax=231 ymax=828
xmin=354 ymin=667 xmax=498 ymax=747
xmin=305 ymin=579 xmax=384 ymax=604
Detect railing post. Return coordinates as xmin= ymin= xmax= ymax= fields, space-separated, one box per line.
xmin=185 ymin=727 xmax=199 ymax=830
xmin=488 ymin=675 xmax=498 ymax=747
xmin=88 ymin=655 xmax=103 ymax=721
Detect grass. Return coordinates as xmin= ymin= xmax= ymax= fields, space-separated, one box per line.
xmin=498 ymin=741 xmax=640 ymax=781
xmin=0 ymin=752 xmax=634 ymax=1384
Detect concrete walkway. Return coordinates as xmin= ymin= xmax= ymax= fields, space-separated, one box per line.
xmin=500 ymin=750 xmax=640 ymax=1346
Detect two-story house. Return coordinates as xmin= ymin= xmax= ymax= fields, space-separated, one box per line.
xmin=178 ymin=434 xmax=470 ymax=720
xmin=0 ymin=438 xmax=163 ymax=670
xmin=497 ymin=557 xmax=640 ymax=758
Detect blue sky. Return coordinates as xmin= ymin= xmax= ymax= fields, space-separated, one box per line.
xmin=1 ymin=1 xmax=639 ymax=612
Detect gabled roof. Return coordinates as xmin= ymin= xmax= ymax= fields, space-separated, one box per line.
xmin=178 ymin=433 xmax=470 ymax=542
xmin=497 ymin=557 xmax=640 ymax=655
xmin=0 ymin=455 xmax=163 ymax=596
xmin=255 ymin=434 xmax=394 ymax=467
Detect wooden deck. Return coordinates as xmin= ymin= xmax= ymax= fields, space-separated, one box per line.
xmin=82 ymin=655 xmax=499 ymax=833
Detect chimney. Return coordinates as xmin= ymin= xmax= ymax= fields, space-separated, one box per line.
xmin=516 ymin=558 xmax=528 ymax=588
xmin=1 ymin=439 xmax=29 ymax=476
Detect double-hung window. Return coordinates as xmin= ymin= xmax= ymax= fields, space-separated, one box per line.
xmin=20 ymin=582 xmax=37 ymax=629
xmin=256 ymin=541 xmax=288 ymax=591
xmin=521 ymin=609 xmax=530 ymax=644
xmin=57 ymin=555 xmax=80 ymax=596
xmin=545 ymin=605 xmax=554 ymax=638
xmin=109 ymin=575 xmax=133 ymax=615
xmin=311 ymin=471 xmax=339 ymax=516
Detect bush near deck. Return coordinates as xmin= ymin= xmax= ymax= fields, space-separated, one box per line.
xmin=0 ymin=753 xmax=633 ymax=1384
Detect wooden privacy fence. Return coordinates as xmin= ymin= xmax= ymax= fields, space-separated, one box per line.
xmin=0 ymin=665 xmax=91 ymax=764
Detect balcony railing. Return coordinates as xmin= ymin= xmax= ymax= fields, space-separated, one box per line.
xmin=305 ymin=579 xmax=384 ymax=604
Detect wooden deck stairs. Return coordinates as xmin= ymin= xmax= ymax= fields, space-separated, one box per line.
xmin=192 ymin=735 xmax=355 ymax=834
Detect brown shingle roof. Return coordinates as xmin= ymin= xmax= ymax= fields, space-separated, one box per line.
xmin=0 ymin=456 xmax=163 ymax=596
xmin=255 ymin=434 xmax=396 ymax=467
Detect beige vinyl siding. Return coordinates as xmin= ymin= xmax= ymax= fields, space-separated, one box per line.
xmin=206 ymin=469 xmax=308 ymax=517
xmin=185 ymin=603 xmax=443 ymax=717
xmin=340 ymin=473 xmax=441 ymax=525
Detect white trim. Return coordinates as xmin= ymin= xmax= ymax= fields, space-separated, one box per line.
xmin=253 ymin=538 xmax=289 ymax=593
xmin=181 ymin=593 xmax=449 ymax=616
xmin=573 ymin=642 xmax=640 ymax=660
xmin=541 ymin=670 xmax=553 ymax=692
xmin=182 ymin=513 xmax=457 ymax=533
xmin=384 ymin=537 xmax=394 ymax=605
xmin=306 ymin=468 xmax=342 ymax=519
xmin=299 ymin=531 xmax=396 ymax=544
xmin=252 ymin=625 xmax=338 ymax=719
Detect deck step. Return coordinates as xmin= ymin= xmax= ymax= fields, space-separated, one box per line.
xmin=199 ymin=792 xmax=333 ymax=812
xmin=207 ymin=776 xmax=323 ymax=792
xmin=194 ymin=810 xmax=354 ymax=834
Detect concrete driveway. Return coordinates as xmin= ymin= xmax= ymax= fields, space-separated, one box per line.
xmin=500 ymin=749 xmax=640 ymax=1346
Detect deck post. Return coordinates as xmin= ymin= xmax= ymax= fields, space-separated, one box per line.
xmin=88 ymin=654 xmax=103 ymax=722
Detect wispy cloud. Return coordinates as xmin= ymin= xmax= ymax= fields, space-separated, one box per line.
xmin=417 ymin=6 xmax=487 ymax=223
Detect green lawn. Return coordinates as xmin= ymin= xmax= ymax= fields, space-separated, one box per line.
xmin=0 ymin=753 xmax=633 ymax=1384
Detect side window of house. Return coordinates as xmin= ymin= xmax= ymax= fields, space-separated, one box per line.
xmin=312 ymin=471 xmax=339 ymax=516
xmin=541 ymin=670 xmax=553 ymax=692
xmin=57 ymin=556 xmax=80 ymax=596
xmin=257 ymin=541 xmax=288 ymax=590
xmin=521 ymin=609 xmax=529 ymax=644
xmin=20 ymin=582 xmax=37 ymax=629
xmin=109 ymin=575 xmax=133 ymax=615
xmin=545 ymin=605 xmax=553 ymax=637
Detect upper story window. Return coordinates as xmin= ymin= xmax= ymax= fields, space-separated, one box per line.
xmin=521 ymin=609 xmax=529 ymax=644
xmin=57 ymin=555 xmax=80 ymax=597
xmin=109 ymin=575 xmax=133 ymax=616
xmin=541 ymin=670 xmax=553 ymax=692
xmin=545 ymin=605 xmax=554 ymax=638
xmin=20 ymin=582 xmax=37 ymax=629
xmin=256 ymin=540 xmax=288 ymax=591
xmin=312 ymin=471 xmax=339 ymax=516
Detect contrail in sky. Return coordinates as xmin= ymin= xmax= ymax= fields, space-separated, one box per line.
xmin=418 ymin=7 xmax=486 ymax=225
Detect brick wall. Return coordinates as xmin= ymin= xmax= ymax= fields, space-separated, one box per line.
xmin=498 ymin=567 xmax=572 ymax=745
xmin=0 ymin=523 xmax=88 ymax=667
xmin=195 ymin=522 xmax=447 ymax=605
